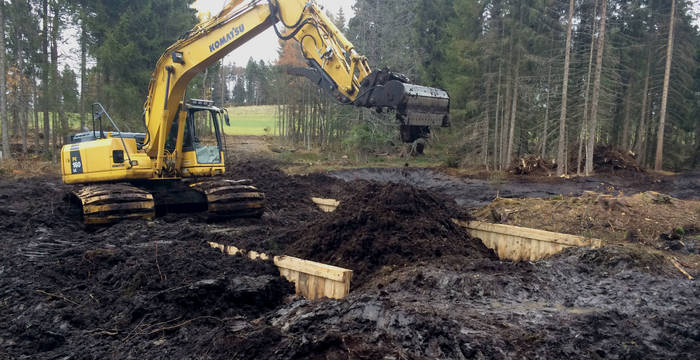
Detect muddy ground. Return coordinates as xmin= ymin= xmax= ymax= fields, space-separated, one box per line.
xmin=1 ymin=158 xmax=699 ymax=359
xmin=329 ymin=167 xmax=700 ymax=209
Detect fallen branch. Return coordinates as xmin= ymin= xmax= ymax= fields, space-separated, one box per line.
xmin=155 ymin=241 xmax=165 ymax=282
xmin=146 ymin=316 xmax=228 ymax=335
xmin=35 ymin=289 xmax=80 ymax=306
xmin=668 ymin=256 xmax=694 ymax=280
xmin=86 ymin=328 xmax=118 ymax=336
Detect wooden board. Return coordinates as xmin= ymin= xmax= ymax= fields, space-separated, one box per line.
xmin=208 ymin=242 xmax=352 ymax=300
xmin=311 ymin=197 xmax=340 ymax=212
xmin=275 ymin=256 xmax=352 ymax=300
xmin=452 ymin=219 xmax=602 ymax=261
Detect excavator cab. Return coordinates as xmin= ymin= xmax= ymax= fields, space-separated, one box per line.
xmin=166 ymin=99 xmax=228 ymax=177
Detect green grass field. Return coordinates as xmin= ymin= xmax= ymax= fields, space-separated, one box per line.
xmin=223 ymin=105 xmax=277 ymax=136
xmin=24 ymin=105 xmax=277 ymax=136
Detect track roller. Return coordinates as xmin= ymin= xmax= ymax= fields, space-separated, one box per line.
xmin=189 ymin=179 xmax=265 ymax=219
xmin=72 ymin=184 xmax=155 ymax=225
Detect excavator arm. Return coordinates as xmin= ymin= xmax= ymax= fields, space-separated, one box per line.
xmin=143 ymin=0 xmax=450 ymax=171
xmin=61 ymin=0 xmax=450 ymax=225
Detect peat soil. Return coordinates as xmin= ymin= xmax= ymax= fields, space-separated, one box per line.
xmin=329 ymin=167 xmax=700 ymax=209
xmin=0 ymin=176 xmax=294 ymax=359
xmin=1 ymin=159 xmax=698 ymax=359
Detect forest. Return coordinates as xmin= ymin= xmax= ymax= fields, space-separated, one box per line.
xmin=0 ymin=0 xmax=698 ymax=172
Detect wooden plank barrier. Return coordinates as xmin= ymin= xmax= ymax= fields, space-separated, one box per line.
xmin=274 ymin=256 xmax=352 ymax=300
xmin=208 ymin=241 xmax=352 ymax=300
xmin=452 ymin=219 xmax=602 ymax=261
xmin=311 ymin=197 xmax=340 ymax=212
xmin=310 ymin=197 xmax=602 ymax=262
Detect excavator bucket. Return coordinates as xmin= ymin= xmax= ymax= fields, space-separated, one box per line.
xmin=288 ymin=67 xmax=450 ymax=144
xmin=72 ymin=184 xmax=155 ymax=225
xmin=354 ymin=70 xmax=450 ymax=143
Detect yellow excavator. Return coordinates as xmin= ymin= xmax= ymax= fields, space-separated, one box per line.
xmin=61 ymin=0 xmax=450 ymax=224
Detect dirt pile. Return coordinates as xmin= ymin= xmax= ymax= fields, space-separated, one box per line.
xmin=509 ymin=154 xmax=555 ymax=176
xmin=282 ymin=182 xmax=496 ymax=285
xmin=225 ymin=159 xmax=343 ymax=222
xmin=566 ymin=145 xmax=644 ymax=174
xmin=593 ymin=146 xmax=644 ymax=173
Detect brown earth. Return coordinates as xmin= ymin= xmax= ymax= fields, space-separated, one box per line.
xmin=0 ymin=156 xmax=698 ymax=359
xmin=474 ymin=191 xmax=700 ymax=253
xmin=280 ymin=182 xmax=494 ymax=286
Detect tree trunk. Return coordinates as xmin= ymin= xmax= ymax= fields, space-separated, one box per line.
xmin=654 ymin=0 xmax=675 ymax=171
xmin=585 ymin=0 xmax=607 ymax=175
xmin=220 ymin=60 xmax=226 ymax=105
xmin=577 ymin=0 xmax=598 ymax=175
xmin=501 ymin=79 xmax=511 ymax=168
xmin=42 ymin=0 xmax=50 ymax=155
xmin=635 ymin=56 xmax=651 ymax=156
xmin=541 ymin=63 xmax=552 ymax=158
xmin=621 ymin=77 xmax=632 ymax=150
xmin=506 ymin=55 xmax=520 ymax=166
xmin=483 ymin=76 xmax=491 ymax=169
xmin=0 ymin=1 xmax=9 ymax=160
xmin=556 ymin=0 xmax=575 ymax=176
xmin=21 ymin=107 xmax=28 ymax=154
xmin=33 ymin=81 xmax=39 ymax=150
xmin=52 ymin=112 xmax=57 ymax=160
xmin=493 ymin=63 xmax=502 ymax=170
xmin=51 ymin=1 xmax=62 ymax=161
xmin=79 ymin=10 xmax=87 ymax=130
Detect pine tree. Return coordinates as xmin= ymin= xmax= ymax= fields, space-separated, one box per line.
xmin=654 ymin=0 xmax=676 ymax=170
xmin=0 ymin=1 xmax=8 ymax=160
xmin=585 ymin=0 xmax=608 ymax=175
xmin=556 ymin=0 xmax=575 ymax=176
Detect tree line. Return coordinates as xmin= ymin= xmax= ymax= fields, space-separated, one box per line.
xmin=407 ymin=0 xmax=699 ymax=172
xmin=0 ymin=0 xmax=198 ymax=160
xmin=1 ymin=0 xmax=698 ymax=172
xmin=269 ymin=0 xmax=700 ymax=171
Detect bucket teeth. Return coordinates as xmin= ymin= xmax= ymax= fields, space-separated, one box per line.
xmin=190 ymin=179 xmax=265 ymax=219
xmin=73 ymin=184 xmax=155 ymax=225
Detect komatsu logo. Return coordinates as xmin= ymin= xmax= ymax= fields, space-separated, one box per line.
xmin=209 ymin=24 xmax=245 ymax=52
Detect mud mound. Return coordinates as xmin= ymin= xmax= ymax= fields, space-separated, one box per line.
xmin=568 ymin=145 xmax=644 ymax=174
xmin=283 ymin=182 xmax=495 ymax=285
xmin=509 ymin=154 xmax=555 ymax=176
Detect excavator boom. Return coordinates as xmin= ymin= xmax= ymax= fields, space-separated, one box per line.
xmin=61 ymin=0 xmax=450 ymax=225
xmin=143 ymin=0 xmax=450 ymax=169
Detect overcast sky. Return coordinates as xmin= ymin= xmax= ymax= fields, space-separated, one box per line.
xmin=193 ymin=0 xmax=354 ymax=66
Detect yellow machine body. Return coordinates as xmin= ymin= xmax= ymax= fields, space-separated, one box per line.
xmin=59 ymin=0 xmax=450 ymax=224
xmin=60 ymin=132 xmax=225 ymax=184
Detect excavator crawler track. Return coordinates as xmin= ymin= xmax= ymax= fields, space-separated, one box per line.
xmin=72 ymin=184 xmax=155 ymax=225
xmin=189 ymin=179 xmax=265 ymax=219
